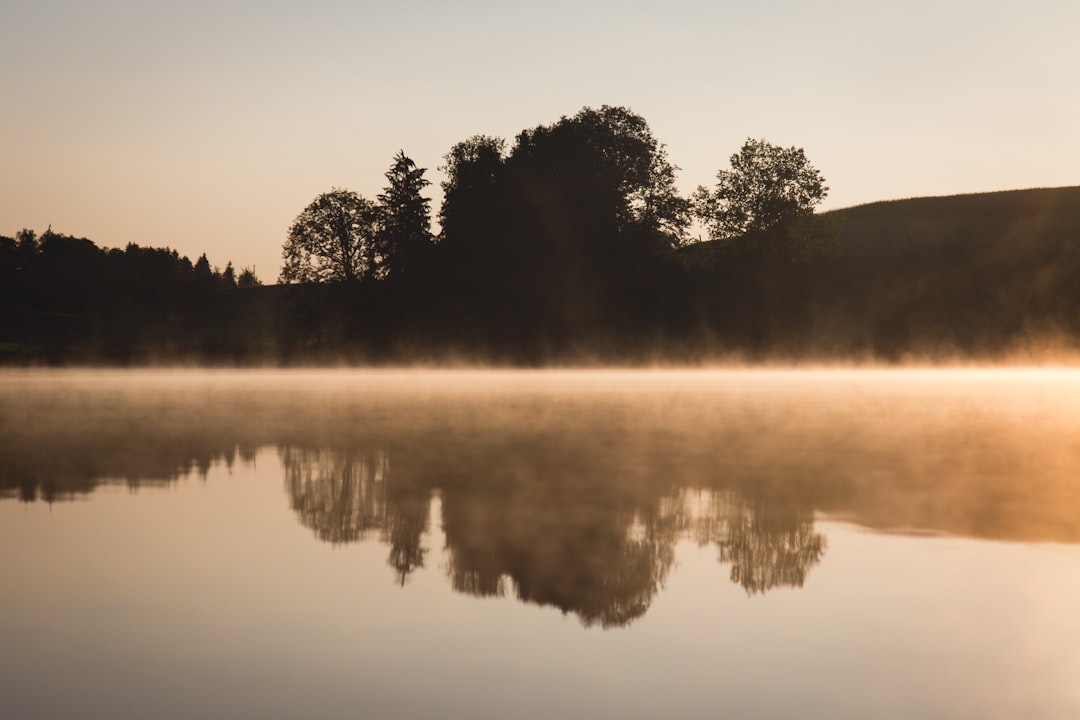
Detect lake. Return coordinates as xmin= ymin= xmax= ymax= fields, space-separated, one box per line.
xmin=2 ymin=368 xmax=1079 ymax=719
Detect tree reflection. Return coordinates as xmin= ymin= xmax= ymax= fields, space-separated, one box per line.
xmin=9 ymin=371 xmax=1080 ymax=628
xmin=719 ymin=502 xmax=824 ymax=595
xmin=282 ymin=447 xmax=390 ymax=544
xmin=678 ymin=490 xmax=826 ymax=595
xmin=279 ymin=445 xmax=826 ymax=626
xmin=281 ymin=446 xmax=429 ymax=585
xmin=441 ymin=487 xmax=677 ymax=628
xmin=385 ymin=485 xmax=430 ymax=586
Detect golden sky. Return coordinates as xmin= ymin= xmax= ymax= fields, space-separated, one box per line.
xmin=2 ymin=0 xmax=1077 ymax=280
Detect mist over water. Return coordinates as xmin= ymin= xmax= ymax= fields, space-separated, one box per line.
xmin=2 ymin=368 xmax=1079 ymax=719
xmin=5 ymin=367 xmax=1080 ymax=540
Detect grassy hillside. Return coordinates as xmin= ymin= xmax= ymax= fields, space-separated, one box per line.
xmin=679 ymin=186 xmax=1080 ymax=360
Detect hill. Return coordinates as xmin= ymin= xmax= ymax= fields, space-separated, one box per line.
xmin=678 ymin=186 xmax=1080 ymax=360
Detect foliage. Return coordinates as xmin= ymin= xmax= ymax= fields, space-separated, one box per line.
xmin=377 ymin=151 xmax=433 ymax=278
xmin=438 ymin=135 xmax=507 ymax=254
xmin=193 ymin=253 xmax=214 ymax=282
xmin=694 ymin=138 xmax=828 ymax=242
xmin=237 ymin=267 xmax=262 ymax=288
xmin=222 ymin=262 xmax=236 ymax=288
xmin=280 ymin=189 xmax=382 ymax=283
xmin=509 ymin=105 xmax=690 ymax=247
xmin=439 ymin=136 xmax=507 ymax=206
xmin=438 ymin=108 xmax=689 ymax=264
xmin=0 ymin=227 xmax=255 ymax=363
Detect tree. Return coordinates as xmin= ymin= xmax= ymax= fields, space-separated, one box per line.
xmin=566 ymin=105 xmax=690 ymax=244
xmin=693 ymin=138 xmax=828 ymax=242
xmin=280 ymin=189 xmax=382 ymax=283
xmin=236 ymin=267 xmax=261 ymax=288
xmin=438 ymin=134 xmax=507 ymax=251
xmin=16 ymin=228 xmax=38 ymax=257
xmin=431 ymin=109 xmax=692 ymax=349
xmin=509 ymin=106 xmax=690 ymax=248
xmin=438 ymin=108 xmax=690 ymax=264
xmin=377 ymin=151 xmax=432 ymax=278
xmin=193 ymin=253 xmax=214 ymax=282
xmin=221 ymin=261 xmax=237 ymax=288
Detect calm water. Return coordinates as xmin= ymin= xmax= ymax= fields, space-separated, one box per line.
xmin=2 ymin=369 xmax=1079 ymax=719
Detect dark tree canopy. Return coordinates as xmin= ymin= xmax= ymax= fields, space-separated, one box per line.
xmin=0 ymin=227 xmax=257 ymax=364
xmin=377 ymin=150 xmax=432 ymax=278
xmin=438 ymin=135 xmax=508 ymax=260
xmin=280 ymin=189 xmax=381 ymax=283
xmin=237 ymin=267 xmax=261 ymax=288
xmin=439 ymin=135 xmax=507 ymax=208
xmin=438 ymin=108 xmax=689 ymax=262
xmin=508 ymin=105 xmax=690 ymax=247
xmin=694 ymin=138 xmax=828 ymax=241
xmin=427 ymin=107 xmax=696 ymax=347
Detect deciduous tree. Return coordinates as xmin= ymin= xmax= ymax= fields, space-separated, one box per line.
xmin=280 ymin=189 xmax=381 ymax=283
xmin=694 ymin=138 xmax=828 ymax=241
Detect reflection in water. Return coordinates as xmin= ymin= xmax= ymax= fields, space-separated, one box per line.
xmin=281 ymin=444 xmax=824 ymax=625
xmin=717 ymin=500 xmax=825 ymax=595
xmin=0 ymin=436 xmax=255 ymax=504
xmin=5 ymin=369 xmax=1080 ymax=626
xmin=438 ymin=472 xmax=677 ymax=627
xmin=681 ymin=490 xmax=826 ymax=595
xmin=283 ymin=447 xmax=391 ymax=544
xmin=282 ymin=446 xmax=430 ymax=585
xmin=4 ymin=371 xmax=1080 ymax=719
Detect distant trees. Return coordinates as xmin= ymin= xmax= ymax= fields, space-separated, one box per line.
xmin=0 ymin=228 xmax=260 ymax=363
xmin=280 ymin=189 xmax=382 ymax=283
xmin=2 ymin=106 xmax=854 ymax=362
xmin=693 ymin=138 xmax=829 ymax=246
xmin=222 ymin=262 xmax=236 ymax=288
xmin=237 ymin=267 xmax=261 ymax=288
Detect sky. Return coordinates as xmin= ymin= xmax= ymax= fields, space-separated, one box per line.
xmin=2 ymin=0 xmax=1078 ymax=282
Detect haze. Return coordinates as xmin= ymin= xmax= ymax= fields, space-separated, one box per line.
xmin=3 ymin=1 xmax=1078 ymax=279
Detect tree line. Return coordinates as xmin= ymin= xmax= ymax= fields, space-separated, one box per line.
xmin=2 ymin=104 xmax=838 ymax=363
xmin=268 ymin=105 xmax=836 ymax=361
xmin=281 ymin=106 xmax=832 ymax=285
xmin=0 ymin=229 xmax=261 ymax=362
xmin=271 ymin=107 xmax=1080 ymax=363
xmin=20 ymin=103 xmax=1072 ymax=363
xmin=35 ymin=102 xmax=1080 ymax=367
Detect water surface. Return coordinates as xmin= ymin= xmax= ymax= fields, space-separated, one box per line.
xmin=2 ymin=369 xmax=1078 ymax=718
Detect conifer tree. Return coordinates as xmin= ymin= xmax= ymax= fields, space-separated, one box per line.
xmin=377 ymin=151 xmax=432 ymax=278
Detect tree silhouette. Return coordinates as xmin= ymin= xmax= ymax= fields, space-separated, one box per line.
xmin=193 ymin=253 xmax=213 ymax=282
xmin=237 ymin=267 xmax=261 ymax=288
xmin=431 ymin=106 xmax=692 ymax=352
xmin=505 ymin=105 xmax=690 ymax=252
xmin=280 ymin=189 xmax=382 ymax=283
xmin=694 ymin=138 xmax=828 ymax=241
xmin=377 ymin=150 xmax=433 ymax=278
xmin=221 ymin=261 xmax=237 ymax=288
xmin=553 ymin=105 xmax=690 ymax=243
xmin=16 ymin=228 xmax=38 ymax=265
xmin=437 ymin=135 xmax=509 ymax=274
